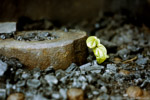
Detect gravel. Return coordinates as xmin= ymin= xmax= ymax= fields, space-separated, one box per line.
xmin=0 ymin=13 xmax=150 ymax=100
xmin=0 ymin=60 xmax=7 ymax=76
xmin=0 ymin=31 xmax=58 ymax=41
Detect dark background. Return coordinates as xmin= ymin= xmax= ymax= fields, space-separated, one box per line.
xmin=0 ymin=0 xmax=150 ymax=25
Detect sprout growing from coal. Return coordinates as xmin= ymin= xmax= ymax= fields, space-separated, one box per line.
xmin=86 ymin=36 xmax=109 ymax=64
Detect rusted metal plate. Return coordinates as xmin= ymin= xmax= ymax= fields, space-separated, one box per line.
xmin=0 ymin=30 xmax=87 ymax=70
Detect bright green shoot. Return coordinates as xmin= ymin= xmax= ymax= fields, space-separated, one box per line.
xmin=86 ymin=36 xmax=109 ymax=64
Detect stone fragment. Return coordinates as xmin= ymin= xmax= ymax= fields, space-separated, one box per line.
xmin=52 ymin=93 xmax=60 ymax=99
xmin=117 ymin=48 xmax=130 ymax=60
xmin=0 ymin=89 xmax=6 ymax=100
xmin=27 ymin=79 xmax=41 ymax=88
xmin=126 ymin=86 xmax=143 ymax=98
xmin=66 ymin=63 xmax=78 ymax=73
xmin=106 ymin=64 xmax=117 ymax=73
xmin=59 ymin=88 xmax=67 ymax=99
xmin=126 ymin=86 xmax=150 ymax=99
xmin=0 ymin=22 xmax=16 ymax=33
xmin=0 ymin=60 xmax=7 ymax=76
xmin=135 ymin=57 xmax=148 ymax=65
xmin=67 ymin=88 xmax=84 ymax=100
xmin=114 ymin=57 xmax=121 ymax=63
xmin=7 ymin=93 xmax=25 ymax=100
xmin=140 ymin=90 xmax=150 ymax=100
xmin=119 ymin=69 xmax=130 ymax=75
xmin=0 ymin=30 xmax=87 ymax=70
xmin=32 ymin=94 xmax=47 ymax=100
xmin=45 ymin=74 xmax=58 ymax=85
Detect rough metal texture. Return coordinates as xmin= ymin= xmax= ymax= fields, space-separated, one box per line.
xmin=0 ymin=22 xmax=16 ymax=33
xmin=0 ymin=30 xmax=87 ymax=70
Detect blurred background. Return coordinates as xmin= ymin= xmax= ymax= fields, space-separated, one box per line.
xmin=0 ymin=0 xmax=150 ymax=26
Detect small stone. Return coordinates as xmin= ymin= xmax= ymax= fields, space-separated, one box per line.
xmin=74 ymin=71 xmax=80 ymax=76
xmin=7 ymin=93 xmax=25 ymax=100
xmin=27 ymin=79 xmax=41 ymax=88
xmin=16 ymin=80 xmax=25 ymax=87
xmin=126 ymin=86 xmax=143 ymax=98
xmin=86 ymin=75 xmax=93 ymax=83
xmin=0 ymin=60 xmax=7 ymax=76
xmin=66 ymin=63 xmax=78 ymax=73
xmin=92 ymin=91 xmax=99 ymax=95
xmin=21 ymin=72 xmax=30 ymax=79
xmin=0 ymin=22 xmax=16 ymax=33
xmin=119 ymin=69 xmax=130 ymax=75
xmin=72 ymin=79 xmax=82 ymax=88
xmin=55 ymin=69 xmax=65 ymax=79
xmin=110 ymin=95 xmax=123 ymax=100
xmin=91 ymin=70 xmax=101 ymax=74
xmin=140 ymin=79 xmax=149 ymax=88
xmin=117 ymin=48 xmax=130 ymax=60
xmin=15 ymin=69 xmax=23 ymax=75
xmin=81 ymin=82 xmax=88 ymax=90
xmin=0 ymin=89 xmax=6 ymax=100
xmin=79 ymin=63 xmax=91 ymax=71
xmin=60 ymin=76 xmax=68 ymax=84
xmin=98 ymin=93 xmax=109 ymax=100
xmin=78 ymin=76 xmax=86 ymax=82
xmin=106 ymin=64 xmax=117 ymax=73
xmin=32 ymin=94 xmax=47 ymax=100
xmin=33 ymin=72 xmax=41 ymax=79
xmin=45 ymin=74 xmax=58 ymax=85
xmin=45 ymin=66 xmax=55 ymax=74
xmin=140 ymin=90 xmax=150 ymax=100
xmin=67 ymin=88 xmax=84 ymax=100
xmin=100 ymin=86 xmax=107 ymax=93
xmin=135 ymin=57 xmax=148 ymax=65
xmin=59 ymin=89 xmax=67 ymax=99
xmin=52 ymin=93 xmax=60 ymax=99
xmin=114 ymin=57 xmax=122 ymax=63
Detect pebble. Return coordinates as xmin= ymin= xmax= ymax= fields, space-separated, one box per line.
xmin=135 ymin=57 xmax=148 ymax=65
xmin=106 ymin=64 xmax=117 ymax=73
xmin=55 ymin=69 xmax=66 ymax=79
xmin=16 ymin=80 xmax=25 ymax=87
xmin=67 ymin=88 xmax=84 ymax=100
xmin=7 ymin=93 xmax=25 ymax=100
xmin=0 ymin=60 xmax=7 ymax=76
xmin=126 ymin=86 xmax=143 ymax=98
xmin=117 ymin=48 xmax=130 ymax=60
xmin=0 ymin=22 xmax=16 ymax=33
xmin=100 ymin=86 xmax=107 ymax=93
xmin=119 ymin=69 xmax=130 ymax=75
xmin=66 ymin=63 xmax=78 ymax=73
xmin=21 ymin=73 xmax=30 ymax=79
xmin=33 ymin=72 xmax=41 ymax=79
xmin=52 ymin=93 xmax=60 ymax=99
xmin=78 ymin=76 xmax=87 ymax=82
xmin=45 ymin=66 xmax=55 ymax=74
xmin=45 ymin=74 xmax=58 ymax=85
xmin=27 ymin=79 xmax=41 ymax=88
xmin=114 ymin=57 xmax=122 ymax=63
xmin=59 ymin=89 xmax=67 ymax=99
xmin=0 ymin=89 xmax=6 ymax=100
xmin=32 ymin=94 xmax=47 ymax=100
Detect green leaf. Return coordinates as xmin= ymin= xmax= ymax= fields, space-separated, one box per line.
xmin=86 ymin=36 xmax=109 ymax=64
xmin=86 ymin=36 xmax=100 ymax=49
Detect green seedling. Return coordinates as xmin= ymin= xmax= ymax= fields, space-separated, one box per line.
xmin=86 ymin=36 xmax=109 ymax=64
